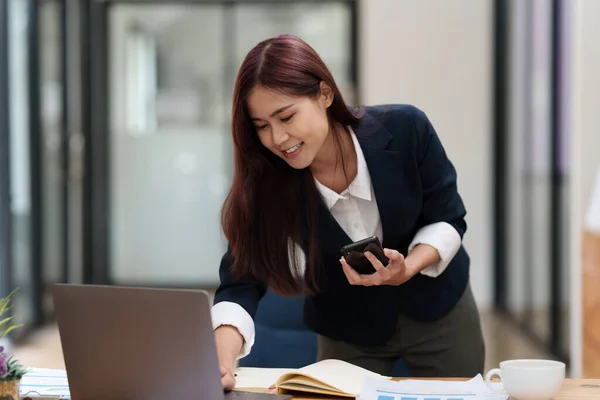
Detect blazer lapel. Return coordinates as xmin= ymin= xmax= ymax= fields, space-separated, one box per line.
xmin=354 ymin=112 xmax=413 ymax=249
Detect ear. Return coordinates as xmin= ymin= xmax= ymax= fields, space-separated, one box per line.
xmin=319 ymin=81 xmax=334 ymax=108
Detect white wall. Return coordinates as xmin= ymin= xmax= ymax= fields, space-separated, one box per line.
xmin=569 ymin=0 xmax=600 ymax=379
xmin=359 ymin=0 xmax=494 ymax=307
xmin=577 ymin=1 xmax=600 ymax=217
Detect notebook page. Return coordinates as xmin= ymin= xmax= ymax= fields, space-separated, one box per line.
xmin=278 ymin=382 xmax=354 ymax=398
xmin=279 ymin=376 xmax=340 ymax=392
xmin=297 ymin=359 xmax=384 ymax=395
xmin=234 ymin=367 xmax=295 ymax=389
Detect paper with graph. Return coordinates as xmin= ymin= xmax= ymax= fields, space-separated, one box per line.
xmin=358 ymin=374 xmax=508 ymax=400
xmin=20 ymin=367 xmax=71 ymax=398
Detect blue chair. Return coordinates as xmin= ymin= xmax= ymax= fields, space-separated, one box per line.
xmin=238 ymin=289 xmax=317 ymax=368
xmin=390 ymin=357 xmax=410 ymax=377
xmin=238 ymin=289 xmax=410 ymax=377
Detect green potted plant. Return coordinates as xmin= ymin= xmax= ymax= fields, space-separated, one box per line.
xmin=0 ymin=289 xmax=26 ymax=400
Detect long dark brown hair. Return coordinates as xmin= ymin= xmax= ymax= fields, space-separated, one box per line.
xmin=221 ymin=34 xmax=360 ymax=295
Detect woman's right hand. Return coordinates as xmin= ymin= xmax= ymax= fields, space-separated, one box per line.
xmin=215 ymin=325 xmax=244 ymax=391
xmin=220 ymin=365 xmax=236 ymax=391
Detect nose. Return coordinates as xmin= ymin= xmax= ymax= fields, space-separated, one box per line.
xmin=271 ymin=126 xmax=290 ymax=147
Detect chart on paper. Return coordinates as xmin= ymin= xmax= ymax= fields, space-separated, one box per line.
xmin=375 ymin=393 xmax=476 ymax=400
xmin=359 ymin=375 xmax=508 ymax=400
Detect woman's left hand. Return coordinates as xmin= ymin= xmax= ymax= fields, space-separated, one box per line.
xmin=340 ymin=248 xmax=416 ymax=286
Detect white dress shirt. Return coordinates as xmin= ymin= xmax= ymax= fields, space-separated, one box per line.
xmin=211 ymin=128 xmax=462 ymax=359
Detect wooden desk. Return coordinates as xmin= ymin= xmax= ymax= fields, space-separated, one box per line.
xmin=240 ymin=378 xmax=600 ymax=399
xmin=583 ymin=230 xmax=600 ymax=377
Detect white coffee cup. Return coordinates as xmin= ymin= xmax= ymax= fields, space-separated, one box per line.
xmin=485 ymin=359 xmax=565 ymax=400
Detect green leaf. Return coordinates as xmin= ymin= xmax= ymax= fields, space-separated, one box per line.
xmin=0 ymin=324 xmax=21 ymax=339
xmin=1 ymin=288 xmax=19 ymax=303
xmin=0 ymin=317 xmax=20 ymax=339
xmin=0 ymin=316 xmax=14 ymax=328
xmin=0 ymin=288 xmax=21 ymax=339
xmin=0 ymin=300 xmax=9 ymax=315
xmin=0 ymin=288 xmax=19 ymax=316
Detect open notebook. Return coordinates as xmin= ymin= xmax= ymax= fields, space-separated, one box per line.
xmin=234 ymin=359 xmax=389 ymax=397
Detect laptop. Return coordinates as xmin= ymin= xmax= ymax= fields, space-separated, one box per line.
xmin=52 ymin=284 xmax=292 ymax=400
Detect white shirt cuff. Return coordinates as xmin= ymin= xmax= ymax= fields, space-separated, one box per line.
xmin=211 ymin=301 xmax=255 ymax=359
xmin=408 ymin=222 xmax=461 ymax=277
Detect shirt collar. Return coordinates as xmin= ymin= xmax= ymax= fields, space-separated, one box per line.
xmin=314 ymin=127 xmax=373 ymax=210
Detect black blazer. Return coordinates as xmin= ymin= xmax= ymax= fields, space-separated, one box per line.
xmin=213 ymin=105 xmax=470 ymax=346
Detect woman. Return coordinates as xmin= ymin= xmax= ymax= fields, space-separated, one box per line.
xmin=212 ymin=34 xmax=485 ymax=390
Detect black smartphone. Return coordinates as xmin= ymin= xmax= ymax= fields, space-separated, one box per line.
xmin=340 ymin=236 xmax=389 ymax=275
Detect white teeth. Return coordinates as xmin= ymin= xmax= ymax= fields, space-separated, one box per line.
xmin=285 ymin=143 xmax=303 ymax=153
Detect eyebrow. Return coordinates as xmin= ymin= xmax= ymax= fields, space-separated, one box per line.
xmin=251 ymin=104 xmax=294 ymax=121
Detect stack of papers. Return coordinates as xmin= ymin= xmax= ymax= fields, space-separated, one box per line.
xmin=358 ymin=374 xmax=508 ymax=400
xmin=20 ymin=367 xmax=71 ymax=399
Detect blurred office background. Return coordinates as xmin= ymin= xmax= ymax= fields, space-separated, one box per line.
xmin=1 ymin=0 xmax=599 ymax=377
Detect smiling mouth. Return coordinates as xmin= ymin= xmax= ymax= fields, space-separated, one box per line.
xmin=284 ymin=143 xmax=303 ymax=153
xmin=282 ymin=142 xmax=304 ymax=158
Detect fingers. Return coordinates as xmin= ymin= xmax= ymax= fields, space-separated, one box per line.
xmin=363 ymin=251 xmax=385 ymax=271
xmin=220 ymin=365 xmax=236 ymax=391
xmin=221 ymin=375 xmax=235 ymax=392
xmin=341 ymin=249 xmax=409 ymax=287
xmin=365 ymin=251 xmax=392 ymax=282
xmin=384 ymin=248 xmax=404 ymax=264
xmin=341 ymin=255 xmax=384 ymax=286
xmin=264 ymin=386 xmax=278 ymax=394
xmin=340 ymin=257 xmax=361 ymax=285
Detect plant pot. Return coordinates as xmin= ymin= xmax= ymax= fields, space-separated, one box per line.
xmin=0 ymin=379 xmax=19 ymax=400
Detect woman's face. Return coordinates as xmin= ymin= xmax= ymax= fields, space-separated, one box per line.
xmin=246 ymin=83 xmax=333 ymax=170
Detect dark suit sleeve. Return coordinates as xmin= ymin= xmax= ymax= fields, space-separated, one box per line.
xmin=412 ymin=108 xmax=467 ymax=238
xmin=213 ymin=247 xmax=267 ymax=320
